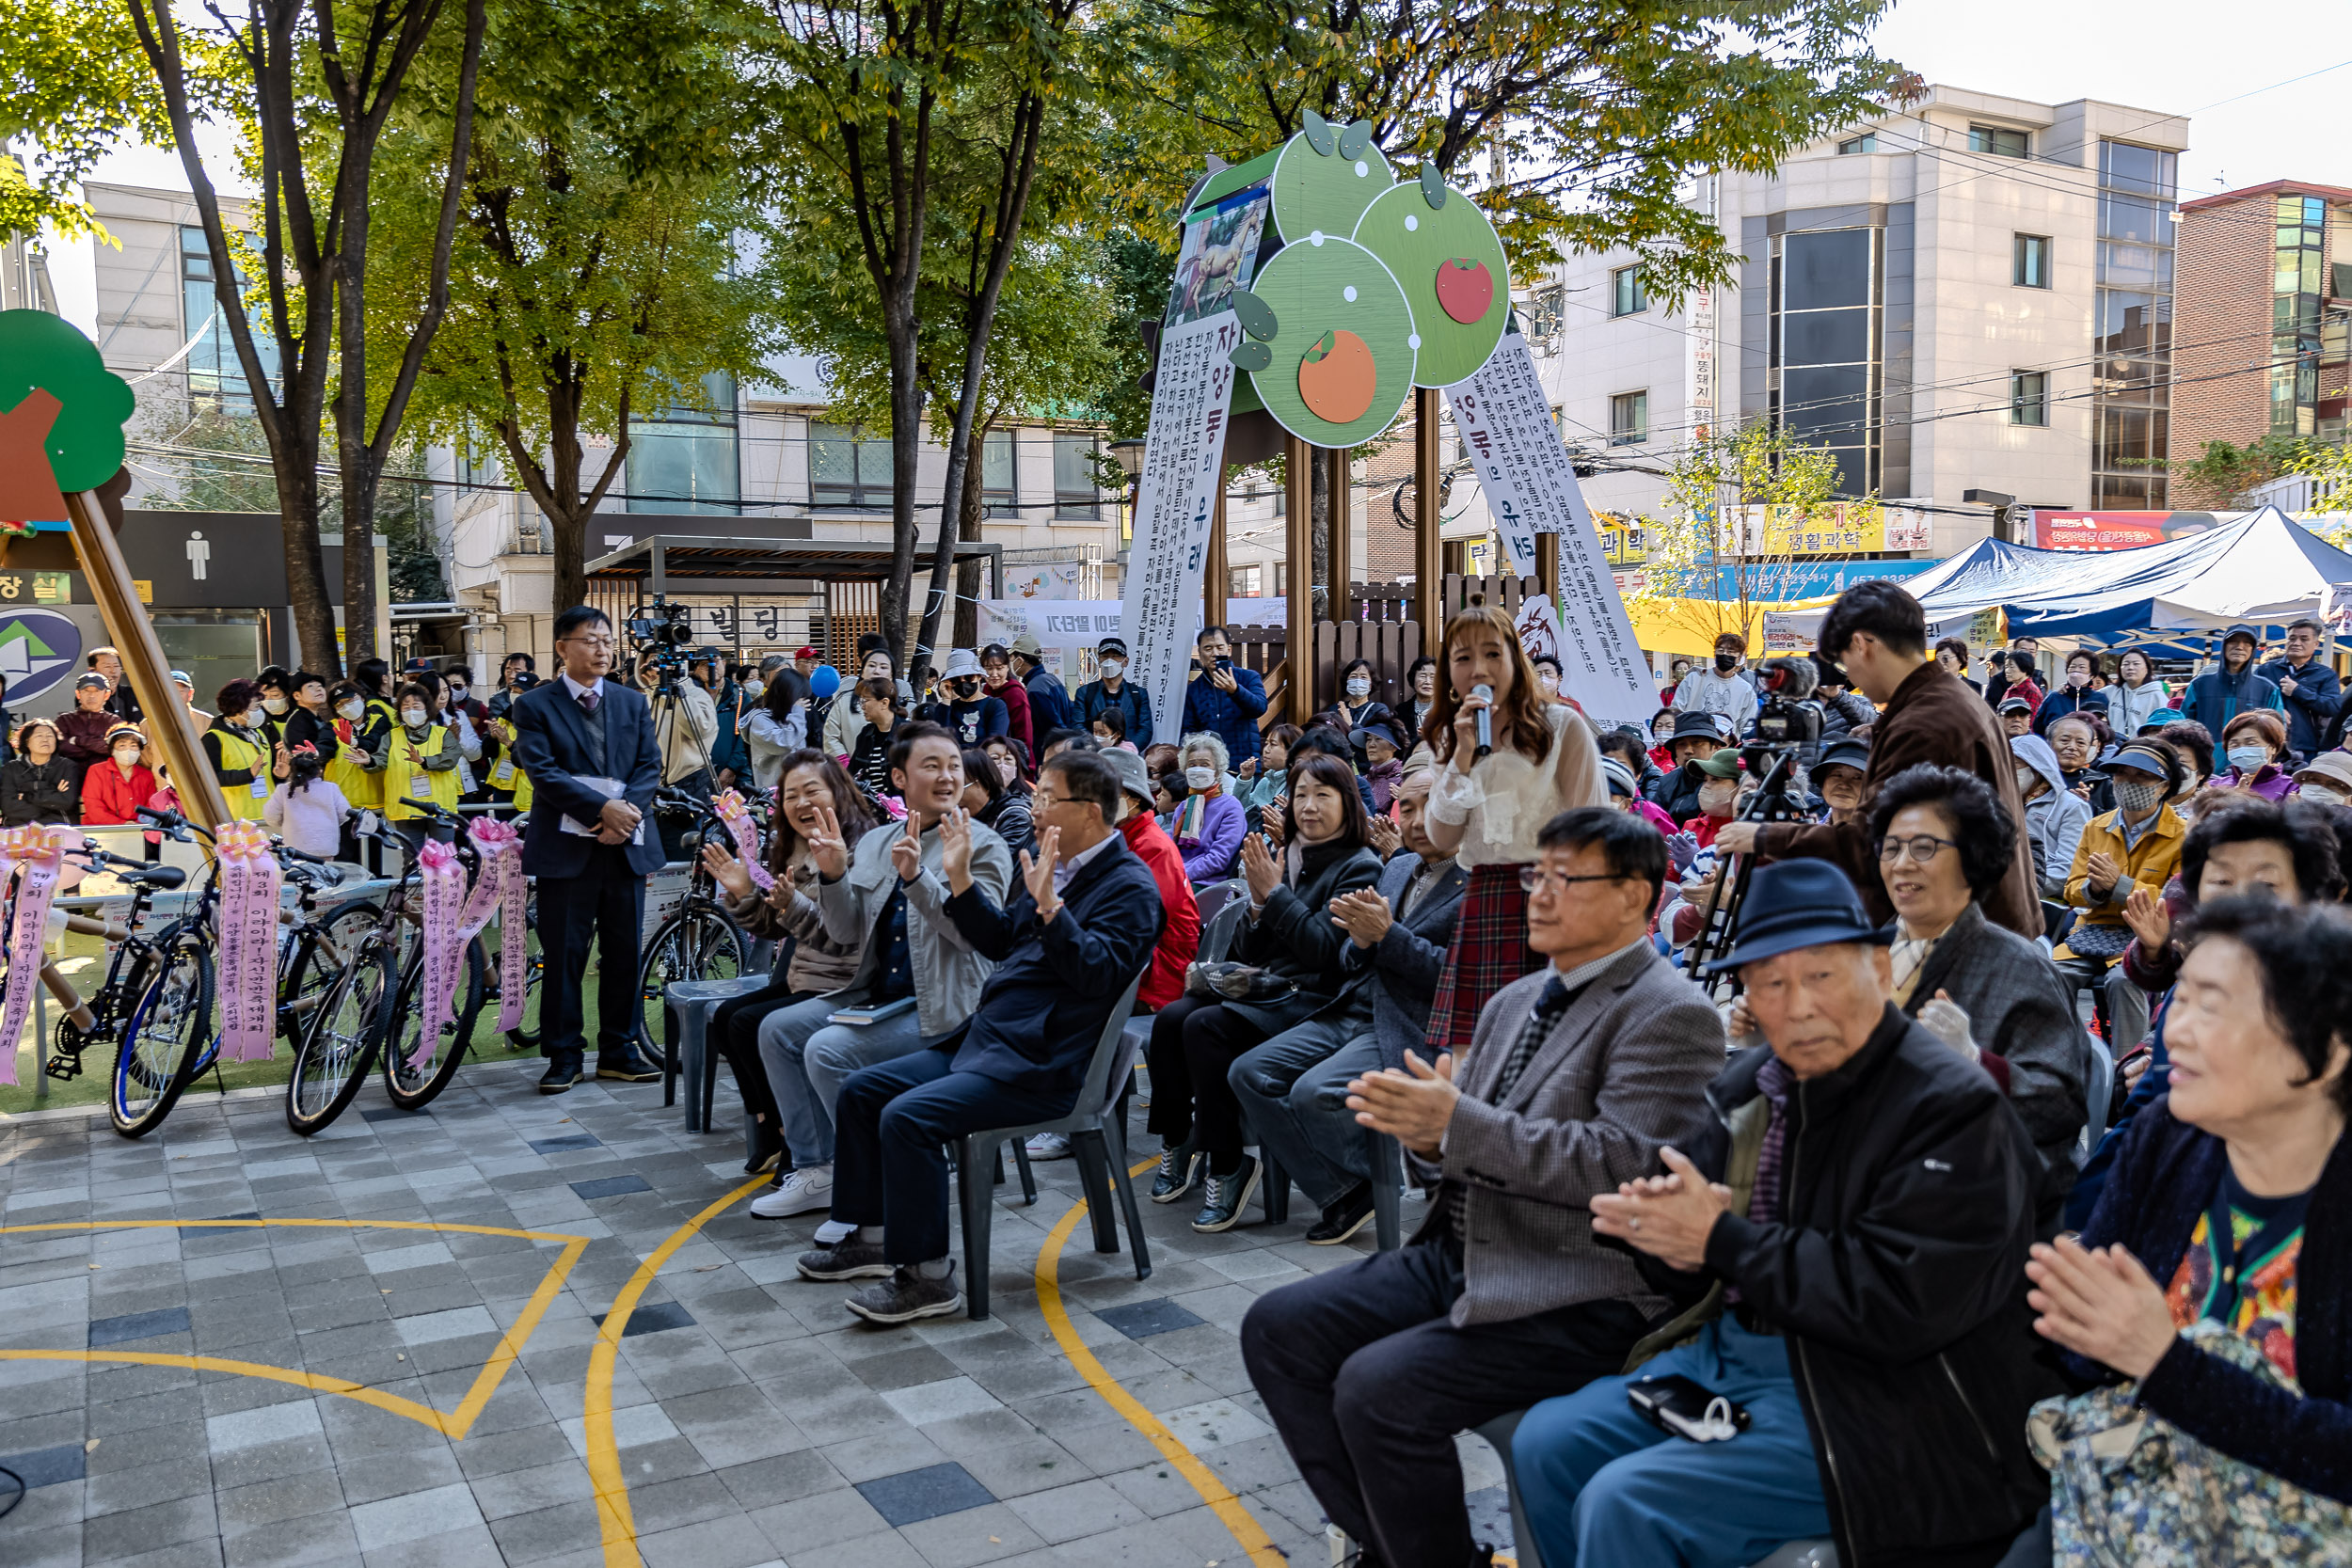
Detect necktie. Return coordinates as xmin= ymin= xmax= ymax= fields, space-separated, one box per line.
xmin=577 ymin=688 xmax=599 ymax=717
xmin=1491 ymin=973 xmax=1574 ymax=1104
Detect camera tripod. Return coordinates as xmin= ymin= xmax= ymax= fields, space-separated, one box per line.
xmin=1682 ymin=748 xmax=1809 ymax=993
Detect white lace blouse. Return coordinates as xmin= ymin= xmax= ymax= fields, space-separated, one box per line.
xmin=1426 ymin=702 xmax=1607 ymax=866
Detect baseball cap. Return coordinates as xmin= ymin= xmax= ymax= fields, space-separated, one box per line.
xmin=75 ymin=672 xmax=110 ymax=690
xmin=168 ymin=670 xmax=193 ymax=689
xmin=1998 ymin=696 xmax=2032 ymax=714
xmin=794 ymin=645 xmax=820 ymax=661
xmin=1815 ymin=737 xmax=1869 ymax=775
xmin=1695 ymin=748 xmax=1743 ymax=780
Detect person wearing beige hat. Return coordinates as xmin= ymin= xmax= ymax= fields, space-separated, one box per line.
xmin=2293 ymin=749 xmax=2352 ymax=806
xmin=1007 ymin=630 xmax=1076 ymax=731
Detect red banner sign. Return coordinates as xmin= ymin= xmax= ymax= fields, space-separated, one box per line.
xmin=2029 ymin=511 xmax=2228 ymax=551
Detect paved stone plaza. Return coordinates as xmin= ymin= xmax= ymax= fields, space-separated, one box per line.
xmin=0 ymin=1059 xmax=1517 ymax=1568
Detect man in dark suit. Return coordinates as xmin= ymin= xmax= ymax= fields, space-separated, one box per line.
xmin=798 ymin=749 xmax=1164 ymax=1323
xmin=1228 ymin=767 xmax=1467 ymax=1243
xmin=506 ymin=605 xmax=666 ymax=1092
xmin=1240 ymin=807 xmax=1724 ymax=1568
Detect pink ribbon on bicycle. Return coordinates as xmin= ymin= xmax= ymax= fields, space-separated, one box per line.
xmin=414 ymin=836 xmax=470 ymax=1068
xmin=0 ymin=824 xmax=75 ymax=1086
xmin=711 ymin=790 xmax=773 ymax=892
xmin=459 ymin=817 xmax=528 ymax=1034
xmin=214 ymin=820 xmax=282 ymax=1061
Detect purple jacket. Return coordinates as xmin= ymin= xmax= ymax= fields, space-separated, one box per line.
xmin=2214 ymin=763 xmax=2297 ymax=800
xmin=1171 ymin=789 xmax=1245 ymax=881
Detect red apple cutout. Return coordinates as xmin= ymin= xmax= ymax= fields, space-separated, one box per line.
xmin=1436 ymin=258 xmax=1493 ymax=325
xmin=1298 ymin=329 xmax=1376 ymax=424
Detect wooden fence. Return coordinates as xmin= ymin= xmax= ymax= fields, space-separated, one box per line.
xmin=1214 ymin=574 xmax=1545 ymax=723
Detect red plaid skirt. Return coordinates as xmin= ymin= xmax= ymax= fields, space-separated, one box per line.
xmin=1424 ymin=862 xmax=1541 ymax=1057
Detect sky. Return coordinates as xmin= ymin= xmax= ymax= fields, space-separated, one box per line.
xmin=1871 ymin=0 xmax=2352 ymax=197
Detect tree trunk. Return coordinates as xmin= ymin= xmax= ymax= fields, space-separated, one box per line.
xmin=278 ymin=467 xmax=340 ymax=676
xmin=952 ymin=422 xmax=985 ymax=649
xmin=879 ymin=295 xmax=925 ymax=679
xmin=1310 ymin=446 xmax=1330 ymax=619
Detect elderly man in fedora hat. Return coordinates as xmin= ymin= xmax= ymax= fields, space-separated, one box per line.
xmin=1507 ymin=858 xmax=2053 ymax=1568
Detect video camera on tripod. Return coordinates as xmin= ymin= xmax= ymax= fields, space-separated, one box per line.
xmin=1683 ymin=654 xmax=1829 ymax=988
xmin=627 ymin=596 xmax=695 ymax=692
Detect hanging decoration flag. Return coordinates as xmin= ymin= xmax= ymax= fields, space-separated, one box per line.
xmin=0 ymin=823 xmax=77 ymax=1085
xmin=213 ymin=820 xmax=282 ymax=1060
xmin=413 ymin=837 xmax=469 ymax=1068
xmin=455 ymin=817 xmax=529 ymax=1034
xmin=1447 ymin=327 xmax=1654 ymax=727
xmin=711 ymin=790 xmax=773 ymax=892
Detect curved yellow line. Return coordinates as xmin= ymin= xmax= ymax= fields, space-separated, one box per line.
xmin=1033 ymin=1158 xmax=1284 ymax=1568
xmin=587 ymin=1177 xmax=770 ymax=1568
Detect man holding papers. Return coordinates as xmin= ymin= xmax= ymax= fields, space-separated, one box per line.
xmin=745 ymin=722 xmax=1013 ymax=1222
xmin=508 ymin=604 xmax=668 ymax=1092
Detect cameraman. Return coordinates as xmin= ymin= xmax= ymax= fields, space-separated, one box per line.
xmin=637 ymin=648 xmax=718 ymax=861
xmin=1714 ymin=580 xmax=2041 ymax=937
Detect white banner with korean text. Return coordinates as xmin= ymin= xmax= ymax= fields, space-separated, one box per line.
xmin=1447 ymin=328 xmax=1655 ymax=727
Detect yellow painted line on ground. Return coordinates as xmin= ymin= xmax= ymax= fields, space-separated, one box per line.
xmin=0 ymin=1217 xmax=590 ymax=1437
xmin=1034 ymin=1158 xmax=1285 ymax=1568
xmin=586 ymin=1176 xmax=769 ymax=1568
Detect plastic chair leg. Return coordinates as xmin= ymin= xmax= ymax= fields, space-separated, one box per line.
xmin=660 ymin=999 xmax=680 ymax=1110
xmin=1071 ymin=1132 xmax=1120 ymax=1254
xmin=958 ymin=1136 xmax=995 ymax=1321
xmin=1013 ymin=1142 xmax=1039 ymax=1205
xmin=1103 ymin=1116 xmax=1152 ymax=1282
xmin=1262 ymin=1153 xmax=1289 ymax=1225
xmin=675 ymin=1006 xmax=709 ymax=1132
xmin=1370 ymin=1131 xmax=1403 ymax=1251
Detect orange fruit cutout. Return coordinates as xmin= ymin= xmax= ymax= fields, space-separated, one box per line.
xmin=1298 ymin=329 xmax=1376 ymax=424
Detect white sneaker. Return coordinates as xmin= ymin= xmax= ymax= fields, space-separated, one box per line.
xmin=749 ymin=1165 xmax=833 ymax=1220
xmin=1025 ymin=1133 xmax=1073 ymax=1161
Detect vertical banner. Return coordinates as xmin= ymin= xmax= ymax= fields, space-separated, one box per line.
xmin=1122 ymin=182 xmax=1271 ymax=741
xmin=1446 ymin=329 xmax=1654 ymax=726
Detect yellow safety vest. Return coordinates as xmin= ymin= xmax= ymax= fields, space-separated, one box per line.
xmin=210 ymin=726 xmax=271 ymax=821
xmin=384 ymin=724 xmax=461 ymax=821
xmin=485 ymin=745 xmax=532 ymax=814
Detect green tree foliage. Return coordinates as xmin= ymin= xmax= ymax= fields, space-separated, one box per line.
xmin=1142 ymin=0 xmax=1915 ymax=303
xmin=0 ymin=0 xmax=175 ymax=244
xmin=2171 ymin=435 xmax=2352 ymax=515
xmin=364 ymin=0 xmax=780 ymax=610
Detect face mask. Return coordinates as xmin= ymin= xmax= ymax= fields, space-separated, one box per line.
xmin=1184 ymin=767 xmax=1215 ymax=791
xmin=401 ymin=707 xmax=428 ymax=727
xmin=262 ymin=696 xmax=289 ymax=716
xmin=243 ymin=705 xmax=266 ymax=727
xmin=448 ymin=687 xmax=467 ymax=703
xmin=1714 ymin=653 xmax=1738 ymax=673
xmin=2014 ymin=767 xmax=2041 ymax=796
xmin=1345 ymin=675 xmax=1371 ymax=699
xmin=2302 ymin=784 xmax=2346 ymax=806
xmin=113 ymin=748 xmax=140 ymax=766
xmin=1698 ymin=784 xmax=1737 ymax=816
xmin=2227 ymin=745 xmax=2269 ymax=773
xmin=2115 ymin=777 xmax=2166 ymax=816
xmin=337 ymin=700 xmax=363 ymax=720
xmin=1099 ymin=659 xmax=1124 ymax=680
xmin=2066 ymin=671 xmax=2089 ymax=689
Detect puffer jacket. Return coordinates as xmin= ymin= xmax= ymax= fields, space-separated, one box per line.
xmin=2010 ymin=734 xmax=2090 ymax=899
xmin=1220 ymin=837 xmax=1382 ymax=1036
xmin=1637 ymin=1009 xmax=2057 ymax=1567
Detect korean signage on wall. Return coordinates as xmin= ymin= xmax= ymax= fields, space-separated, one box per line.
xmin=2030 ymin=511 xmax=2231 ymax=551
xmin=1740 ymin=503 xmax=1933 ymax=556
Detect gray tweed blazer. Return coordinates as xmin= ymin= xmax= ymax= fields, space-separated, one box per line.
xmin=1421 ymin=942 xmax=1726 ymax=1327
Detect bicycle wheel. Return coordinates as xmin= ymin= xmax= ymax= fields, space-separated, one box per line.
xmin=381 ymin=938 xmax=486 ymax=1111
xmin=496 ymin=902 xmax=546 ymax=1048
xmin=278 ymin=924 xmax=354 ymax=1043
xmin=634 ymin=906 xmax=750 ymax=1059
xmin=285 ymin=942 xmax=395 ymax=1135
xmin=109 ymin=934 xmax=215 ymax=1139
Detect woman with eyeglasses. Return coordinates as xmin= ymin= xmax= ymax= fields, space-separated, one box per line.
xmin=1868 ymin=763 xmax=2087 ymax=1224
xmin=1145 ymin=752 xmax=1383 ymax=1233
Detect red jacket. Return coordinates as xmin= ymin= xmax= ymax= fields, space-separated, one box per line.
xmin=993 ymin=677 xmax=1034 ymax=752
xmin=83 ymin=760 xmax=158 ymax=825
xmin=1120 ymin=809 xmax=1200 ymax=1010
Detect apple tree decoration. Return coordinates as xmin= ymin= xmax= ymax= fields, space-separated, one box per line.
xmin=0 ymin=309 xmax=136 ymax=533
xmin=1211 ymin=114 xmax=1512 ymax=449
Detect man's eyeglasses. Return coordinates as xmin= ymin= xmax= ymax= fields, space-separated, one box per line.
xmin=1875 ymin=833 xmax=1957 ymax=864
xmin=562 ymin=635 xmax=615 ymax=651
xmin=1518 ymin=866 xmax=1629 ymax=896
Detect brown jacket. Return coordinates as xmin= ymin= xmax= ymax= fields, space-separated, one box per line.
xmin=1757 ymin=660 xmax=2041 ymax=938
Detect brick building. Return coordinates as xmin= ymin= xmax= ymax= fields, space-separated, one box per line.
xmin=2172 ymin=181 xmax=2352 ymax=502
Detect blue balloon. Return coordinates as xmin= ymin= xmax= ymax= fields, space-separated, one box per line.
xmin=809 ymin=664 xmax=841 ymax=702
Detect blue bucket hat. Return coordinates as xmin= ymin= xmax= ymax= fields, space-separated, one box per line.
xmin=1704 ymin=860 xmax=1890 ymax=975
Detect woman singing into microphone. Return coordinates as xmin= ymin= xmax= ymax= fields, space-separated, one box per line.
xmin=1421 ymin=604 xmax=1607 ymax=1055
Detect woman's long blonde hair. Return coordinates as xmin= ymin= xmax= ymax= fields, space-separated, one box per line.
xmin=1422 ymin=604 xmax=1550 ymax=767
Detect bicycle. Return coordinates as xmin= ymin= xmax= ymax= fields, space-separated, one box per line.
xmin=636 ymin=787 xmax=755 ymax=1059
xmin=284 ymin=809 xmax=488 ymax=1132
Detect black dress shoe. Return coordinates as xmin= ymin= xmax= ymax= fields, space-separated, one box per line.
xmin=538 ymin=1058 xmax=584 ymax=1094
xmin=743 ymin=1126 xmax=785 ymax=1175
xmin=1306 ymin=1182 xmax=1375 ymax=1245
xmin=595 ymin=1053 xmax=663 ymax=1083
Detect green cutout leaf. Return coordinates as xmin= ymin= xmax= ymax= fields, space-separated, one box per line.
xmin=1230 ymin=341 xmax=1273 ymax=372
xmin=1232 ymin=290 xmax=1278 ymax=341
xmin=1419 ymin=165 xmax=1448 ymax=210
xmin=1301 ymin=109 xmax=1335 ymax=157
xmin=1338 ymin=120 xmax=1371 ymax=160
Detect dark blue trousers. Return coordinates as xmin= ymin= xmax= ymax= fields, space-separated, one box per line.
xmin=830 ymin=1047 xmax=1073 ymax=1265
xmin=534 ymin=844 xmax=644 ymax=1064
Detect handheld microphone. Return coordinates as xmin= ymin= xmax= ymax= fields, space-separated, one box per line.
xmin=1471 ymin=683 xmax=1494 ymax=758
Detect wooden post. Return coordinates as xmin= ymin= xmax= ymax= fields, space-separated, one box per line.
xmin=1285 ymin=434 xmax=1314 ymax=726
xmin=1328 ymin=448 xmax=1352 ymax=623
xmin=1204 ymin=467 xmax=1229 ymax=635
xmin=65 ymin=489 xmax=233 ymax=834
xmin=1414 ymin=388 xmax=1444 ymax=658
xmin=1535 ymin=532 xmax=1559 ymax=604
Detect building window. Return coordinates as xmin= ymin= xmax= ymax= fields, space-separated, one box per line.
xmin=2010 ymin=372 xmax=2049 ymax=426
xmin=628 ymin=372 xmax=739 ymax=514
xmin=180 ymin=227 xmax=279 ymax=410
xmin=1609 ymin=390 xmax=1647 ymax=446
xmin=1769 ymin=225 xmax=1880 ymax=495
xmin=1229 ymin=564 xmax=1262 ymax=597
xmin=2092 ymin=141 xmax=2177 ymax=508
xmin=1053 ymin=431 xmax=1104 ymax=519
xmin=1968 ymin=125 xmax=2029 ymax=159
xmin=1837 ymin=134 xmax=1877 ymax=155
xmin=2272 ymin=194 xmax=2328 ymax=436
xmin=2014 ymin=234 xmax=2052 ymax=289
xmin=981 ymin=428 xmax=1017 ymax=515
xmin=1610 ymin=265 xmax=1646 ymax=318
xmin=807 ymin=419 xmax=891 ymax=509
xmin=1527 ymin=284 xmax=1565 ymax=351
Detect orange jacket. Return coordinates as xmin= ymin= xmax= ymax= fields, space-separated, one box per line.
xmin=1120 ymin=809 xmax=1200 ymax=1010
